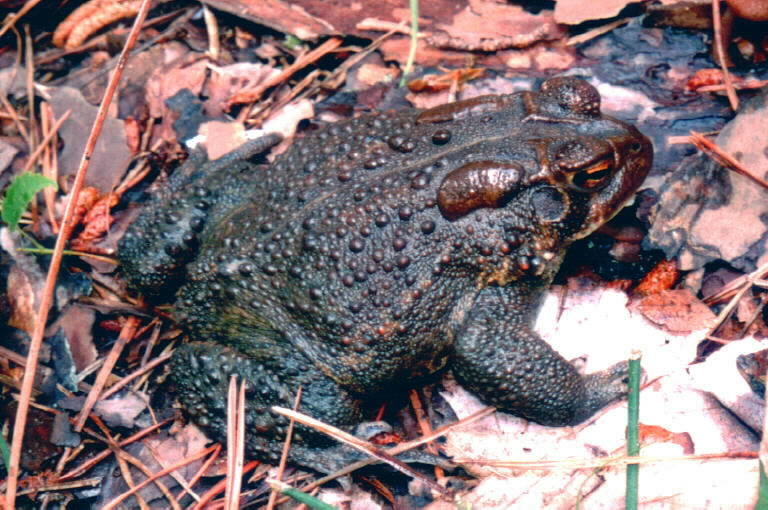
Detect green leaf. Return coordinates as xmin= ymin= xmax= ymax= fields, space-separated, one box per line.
xmin=2 ymin=173 xmax=58 ymax=231
xmin=279 ymin=486 xmax=337 ymax=510
xmin=0 ymin=430 xmax=9 ymax=469
xmin=284 ymin=34 xmax=302 ymax=50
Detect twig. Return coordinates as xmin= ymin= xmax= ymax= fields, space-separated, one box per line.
xmin=102 ymin=445 xmax=219 ymax=510
xmin=566 ymin=18 xmax=630 ymax=46
xmin=711 ymin=0 xmax=739 ymax=110
xmin=689 ymin=131 xmax=768 ymax=190
xmin=4 ymin=1 xmax=154 ymax=506
xmin=702 ymin=261 xmax=768 ymax=342
xmin=16 ymin=477 xmax=101 ymax=496
xmin=202 ymin=4 xmax=220 ymax=61
xmin=191 ymin=461 xmax=259 ymax=510
xmin=456 ymin=450 xmax=757 ymax=469
xmin=281 ymin=405 xmax=494 ymax=504
xmin=0 ymin=0 xmax=44 ymax=40
xmin=39 ymin=103 xmax=60 ymax=232
xmin=409 ymin=389 xmax=445 ymax=482
xmin=173 ymin=444 xmax=221 ymax=505
xmin=98 ymin=350 xmax=173 ymax=400
xmin=267 ymin=388 xmax=303 ymax=510
xmin=225 ymin=377 xmax=246 ymax=510
xmin=18 ymin=110 xmax=71 ymax=175
xmin=696 ymin=79 xmax=768 ymax=93
xmin=234 ymin=37 xmax=343 ymax=121
xmin=59 ymin=416 xmax=176 ymax=481
xmin=273 ymin=406 xmax=455 ymax=496
xmin=0 ymin=92 xmax=30 ymax=142
xmin=74 ymin=317 xmax=139 ymax=431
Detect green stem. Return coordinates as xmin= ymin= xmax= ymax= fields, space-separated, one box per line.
xmin=625 ymin=353 xmax=641 ymax=510
xmin=399 ymin=0 xmax=419 ymax=87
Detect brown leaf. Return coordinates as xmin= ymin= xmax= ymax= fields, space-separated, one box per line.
xmin=2 ymin=231 xmax=45 ymax=336
xmin=146 ymin=58 xmax=209 ymax=119
xmin=94 ymin=392 xmax=148 ymax=428
xmin=633 ymin=289 xmax=717 ymax=333
xmin=201 ymin=0 xmax=338 ymax=39
xmin=48 ymin=87 xmax=132 ymax=194
xmin=197 ymin=121 xmax=248 ymax=161
xmin=47 ymin=305 xmax=97 ymax=372
xmin=432 ymin=0 xmax=563 ymax=51
xmin=203 ymin=62 xmax=281 ymax=117
xmin=555 ymin=0 xmax=642 ymax=25
xmin=638 ymin=424 xmax=695 ymax=454
xmin=0 ymin=137 xmax=19 ymax=175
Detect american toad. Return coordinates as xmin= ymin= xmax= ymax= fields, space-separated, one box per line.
xmin=119 ymin=77 xmax=653 ymax=470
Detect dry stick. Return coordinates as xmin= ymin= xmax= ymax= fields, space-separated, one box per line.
xmin=234 ymin=37 xmax=343 ymax=123
xmin=689 ymin=131 xmax=768 ymax=191
xmin=24 ymin=27 xmax=38 ymax=151
xmin=273 ymin=407 xmax=450 ymax=496
xmin=17 ymin=110 xmax=71 ymax=174
xmin=267 ymin=388 xmax=303 ymax=510
xmin=202 ymin=4 xmax=220 ymax=61
xmin=0 ymin=0 xmax=44 ymax=40
xmin=23 ymin=27 xmax=43 ymax=239
xmin=110 ymin=441 xmax=152 ymax=510
xmin=138 ymin=321 xmax=162 ymax=370
xmin=126 ymin=445 xmax=183 ymax=510
xmin=457 ymin=450 xmax=757 ymax=470
xmin=0 ymin=92 xmax=30 ymax=142
xmin=702 ymin=260 xmax=768 ymax=342
xmin=99 ymin=350 xmax=172 ymax=400
xmin=3 ymin=1 xmax=153 ymax=506
xmin=697 ymin=79 xmax=768 ymax=92
xmin=408 ymin=390 xmax=445 ymax=482
xmin=704 ymin=265 xmax=768 ymax=305
xmin=566 ymin=18 xmax=630 ymax=46
xmin=192 ymin=461 xmax=260 ymax=510
xmin=16 ymin=477 xmax=101 ymax=497
xmin=276 ymin=405 xmax=496 ymax=505
xmin=225 ymin=378 xmax=246 ymax=510
xmin=102 ymin=445 xmax=220 ymax=510
xmin=73 ymin=317 xmax=139 ymax=431
xmin=174 ymin=444 xmax=221 ymax=505
xmin=711 ymin=0 xmax=739 ymax=110
xmin=59 ymin=416 xmax=176 ymax=481
xmin=39 ymin=103 xmax=60 ymax=232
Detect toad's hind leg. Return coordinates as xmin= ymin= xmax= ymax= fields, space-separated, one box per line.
xmin=171 ymin=341 xmax=363 ymax=470
xmin=119 ymin=135 xmax=282 ymax=299
xmin=452 ymin=285 xmax=629 ymax=426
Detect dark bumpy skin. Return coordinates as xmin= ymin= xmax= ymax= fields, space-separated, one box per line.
xmin=119 ymin=77 xmax=653 ymax=470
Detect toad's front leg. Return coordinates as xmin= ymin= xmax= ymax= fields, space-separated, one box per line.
xmin=452 ymin=284 xmax=629 ymax=425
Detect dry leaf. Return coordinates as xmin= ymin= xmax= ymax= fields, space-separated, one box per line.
xmin=633 ymin=289 xmax=717 ymax=333
xmin=47 ymin=86 xmax=131 ymax=194
xmin=555 ymin=0 xmax=641 ymax=25
xmin=648 ymin=91 xmax=768 ymax=272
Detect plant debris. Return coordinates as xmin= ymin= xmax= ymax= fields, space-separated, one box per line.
xmin=1 ymin=0 xmax=768 ymax=508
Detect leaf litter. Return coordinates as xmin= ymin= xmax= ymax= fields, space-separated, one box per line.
xmin=0 ymin=0 xmax=768 ymax=508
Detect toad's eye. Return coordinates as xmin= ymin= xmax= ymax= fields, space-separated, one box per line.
xmin=571 ymin=158 xmax=614 ymax=191
xmin=551 ymin=137 xmax=615 ymax=192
